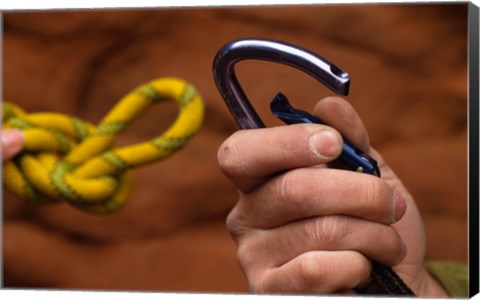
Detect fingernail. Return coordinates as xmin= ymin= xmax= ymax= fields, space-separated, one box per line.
xmin=309 ymin=129 xmax=341 ymax=159
xmin=2 ymin=129 xmax=25 ymax=157
xmin=392 ymin=189 xmax=407 ymax=223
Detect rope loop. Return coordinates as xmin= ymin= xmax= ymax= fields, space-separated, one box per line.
xmin=2 ymin=77 xmax=205 ymax=213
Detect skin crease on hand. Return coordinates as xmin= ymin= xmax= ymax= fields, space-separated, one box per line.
xmin=218 ymin=97 xmax=449 ymax=297
xmin=1 ymin=129 xmax=25 ymax=162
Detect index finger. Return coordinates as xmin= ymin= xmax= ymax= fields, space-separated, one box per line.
xmin=218 ymin=124 xmax=343 ymax=193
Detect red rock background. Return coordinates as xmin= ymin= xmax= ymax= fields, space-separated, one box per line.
xmin=2 ymin=4 xmax=468 ymax=293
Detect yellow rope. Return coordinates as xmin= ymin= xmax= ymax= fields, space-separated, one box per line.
xmin=2 ymin=77 xmax=204 ymax=213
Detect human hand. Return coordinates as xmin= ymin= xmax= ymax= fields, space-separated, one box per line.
xmin=218 ymin=96 xmax=448 ymax=296
xmin=1 ymin=129 xmax=24 ymax=162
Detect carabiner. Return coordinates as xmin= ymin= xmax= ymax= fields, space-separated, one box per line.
xmin=212 ymin=38 xmax=380 ymax=177
xmin=213 ymin=38 xmax=350 ymax=129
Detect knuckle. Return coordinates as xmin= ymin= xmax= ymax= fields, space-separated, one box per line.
xmin=236 ymin=242 xmax=253 ymax=269
xmin=234 ymin=235 xmax=262 ymax=279
xmin=225 ymin=208 xmax=246 ymax=241
xmin=217 ymin=133 xmax=242 ymax=177
xmin=312 ymin=216 xmax=351 ymax=246
xmin=277 ymin=170 xmax=307 ymax=214
xmin=242 ymin=259 xmax=272 ymax=293
xmin=279 ymin=172 xmax=295 ymax=205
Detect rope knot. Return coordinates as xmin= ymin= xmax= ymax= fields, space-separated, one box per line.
xmin=2 ymin=78 xmax=204 ymax=213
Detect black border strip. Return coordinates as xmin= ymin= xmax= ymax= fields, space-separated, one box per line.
xmin=468 ymin=1 xmax=479 ymax=297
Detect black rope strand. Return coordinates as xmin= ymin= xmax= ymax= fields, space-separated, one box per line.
xmin=354 ymin=261 xmax=416 ymax=296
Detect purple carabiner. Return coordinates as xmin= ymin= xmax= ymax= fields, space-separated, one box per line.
xmin=212 ymin=38 xmax=350 ymax=129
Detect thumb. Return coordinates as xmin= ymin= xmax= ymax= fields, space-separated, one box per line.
xmin=313 ymin=96 xmax=390 ymax=176
xmin=2 ymin=129 xmax=25 ymax=162
xmin=312 ymin=96 xmax=371 ymax=152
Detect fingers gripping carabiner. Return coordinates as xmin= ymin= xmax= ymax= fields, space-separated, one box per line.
xmin=212 ymin=38 xmax=415 ymax=296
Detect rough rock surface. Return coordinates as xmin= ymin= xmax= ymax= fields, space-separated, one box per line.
xmin=2 ymin=4 xmax=468 ymax=293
